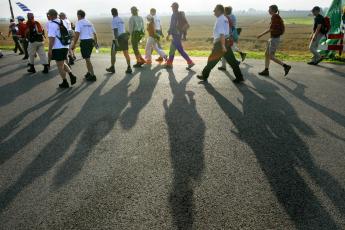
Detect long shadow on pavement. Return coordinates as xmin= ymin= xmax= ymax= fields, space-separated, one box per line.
xmin=204 ymin=66 xmax=345 ymax=229
xmin=164 ymin=70 xmax=205 ymax=230
xmin=119 ymin=65 xmax=162 ymax=130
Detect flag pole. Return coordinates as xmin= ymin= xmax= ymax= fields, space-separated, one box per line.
xmin=8 ymin=0 xmax=15 ymax=20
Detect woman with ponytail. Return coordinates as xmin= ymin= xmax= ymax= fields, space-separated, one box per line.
xmin=257 ymin=5 xmax=291 ymax=77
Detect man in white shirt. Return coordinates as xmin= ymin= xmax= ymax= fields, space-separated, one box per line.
xmin=197 ymin=4 xmax=244 ymax=84
xmin=47 ymin=9 xmax=77 ymax=89
xmin=72 ymin=10 xmax=98 ymax=81
xmin=106 ymin=8 xmax=132 ymax=74
xmin=59 ymin=12 xmax=75 ymax=65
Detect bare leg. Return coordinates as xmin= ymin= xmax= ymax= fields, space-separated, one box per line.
xmin=56 ymin=61 xmax=67 ymax=80
xmin=85 ymin=58 xmax=94 ymax=75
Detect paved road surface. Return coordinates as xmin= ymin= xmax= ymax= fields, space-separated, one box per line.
xmin=0 ymin=52 xmax=345 ymax=229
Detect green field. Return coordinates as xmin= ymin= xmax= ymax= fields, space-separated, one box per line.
xmin=284 ymin=17 xmax=314 ymax=25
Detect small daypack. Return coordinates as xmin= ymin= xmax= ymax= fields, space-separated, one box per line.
xmin=28 ymin=21 xmax=44 ymax=43
xmin=322 ymin=16 xmax=331 ymax=35
xmin=52 ymin=20 xmax=71 ymax=45
xmin=177 ymin=11 xmax=190 ymax=32
xmin=271 ymin=14 xmax=285 ymax=37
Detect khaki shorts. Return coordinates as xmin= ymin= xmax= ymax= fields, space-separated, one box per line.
xmin=266 ymin=37 xmax=280 ymax=55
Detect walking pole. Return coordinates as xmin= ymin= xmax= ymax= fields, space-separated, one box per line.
xmin=8 ymin=0 xmax=15 ymax=20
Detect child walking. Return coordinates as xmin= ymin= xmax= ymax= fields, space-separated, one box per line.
xmin=257 ymin=5 xmax=291 ymax=77
xmin=145 ymin=15 xmax=167 ymax=64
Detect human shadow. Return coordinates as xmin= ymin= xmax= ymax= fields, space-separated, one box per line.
xmin=0 ymin=64 xmax=28 ymax=79
xmin=204 ymin=72 xmax=345 ymax=228
xmin=119 ymin=65 xmax=162 ymax=130
xmin=270 ymin=77 xmax=345 ymax=128
xmin=164 ymin=70 xmax=205 ymax=230
xmin=315 ymin=64 xmax=345 ymax=79
xmin=0 ymin=86 xmax=88 ymax=165
xmin=0 ymin=68 xmax=58 ymax=107
xmin=0 ymin=70 xmax=138 ymax=213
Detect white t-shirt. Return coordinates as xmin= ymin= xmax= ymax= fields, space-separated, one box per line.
xmin=213 ymin=15 xmax=230 ymax=42
xmin=75 ymin=19 xmax=96 ymax=40
xmin=48 ymin=19 xmax=69 ymax=49
xmin=111 ymin=16 xmax=126 ymax=36
xmin=153 ymin=15 xmax=161 ymax=31
xmin=63 ymin=18 xmax=72 ymax=31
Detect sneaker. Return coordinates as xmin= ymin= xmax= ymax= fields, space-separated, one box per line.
xmin=315 ymin=57 xmax=324 ymax=65
xmin=126 ymin=66 xmax=133 ymax=74
xmin=186 ymin=63 xmax=195 ymax=70
xmin=283 ymin=65 xmax=291 ymax=76
xmin=69 ymin=74 xmax=77 ymax=85
xmin=233 ymin=78 xmax=244 ymax=84
xmin=307 ymin=61 xmax=317 ymax=65
xmin=258 ymin=69 xmax=269 ymax=77
xmin=106 ymin=66 xmax=115 ymax=73
xmin=240 ymin=52 xmax=247 ymax=62
xmin=19 ymin=52 xmax=24 ymax=55
xmin=27 ymin=64 xmax=36 ymax=73
xmin=84 ymin=72 xmax=92 ymax=79
xmin=22 ymin=56 xmax=28 ymax=60
xmin=59 ymin=80 xmax=70 ymax=89
xmin=86 ymin=74 xmax=97 ymax=82
xmin=197 ymin=75 xmax=208 ymax=82
xmin=218 ymin=66 xmax=227 ymax=71
xmin=156 ymin=57 xmax=164 ymax=62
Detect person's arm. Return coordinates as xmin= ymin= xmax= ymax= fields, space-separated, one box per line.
xmin=257 ymin=28 xmax=271 ymax=39
xmin=93 ymin=33 xmax=98 ymax=44
xmin=312 ymin=24 xmax=322 ymax=41
xmin=220 ymin=34 xmax=226 ymax=52
xmin=8 ymin=27 xmax=12 ymax=37
xmin=48 ymin=36 xmax=54 ymax=62
xmin=72 ymin=32 xmax=80 ymax=50
xmin=128 ymin=18 xmax=133 ymax=34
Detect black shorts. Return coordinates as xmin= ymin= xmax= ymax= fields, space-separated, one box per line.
xmin=52 ymin=48 xmax=68 ymax=61
xmin=80 ymin=39 xmax=94 ymax=59
xmin=113 ymin=33 xmax=129 ymax=51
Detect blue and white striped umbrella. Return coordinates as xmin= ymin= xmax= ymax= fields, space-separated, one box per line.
xmin=16 ymin=2 xmax=31 ymax=12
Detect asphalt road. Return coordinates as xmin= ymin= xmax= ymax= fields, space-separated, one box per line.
xmin=0 ymin=52 xmax=345 ymax=229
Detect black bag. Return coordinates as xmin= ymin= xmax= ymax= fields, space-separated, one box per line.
xmin=52 ymin=20 xmax=71 ymax=45
xmin=28 ymin=22 xmax=44 ymax=43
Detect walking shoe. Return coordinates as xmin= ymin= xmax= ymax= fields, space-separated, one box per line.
xmin=126 ymin=66 xmax=133 ymax=74
xmin=69 ymin=73 xmax=77 ymax=85
xmin=197 ymin=75 xmax=208 ymax=82
xmin=19 ymin=52 xmax=24 ymax=55
xmin=307 ymin=61 xmax=317 ymax=65
xmin=218 ymin=66 xmax=227 ymax=71
xmin=86 ymin=74 xmax=97 ymax=82
xmin=233 ymin=78 xmax=244 ymax=84
xmin=240 ymin=52 xmax=247 ymax=62
xmin=42 ymin=64 xmax=49 ymax=74
xmin=283 ymin=65 xmax=291 ymax=76
xmin=186 ymin=62 xmax=195 ymax=70
xmin=106 ymin=66 xmax=115 ymax=73
xmin=59 ymin=80 xmax=70 ymax=89
xmin=27 ymin=64 xmax=36 ymax=73
xmin=258 ymin=69 xmax=270 ymax=76
xmin=85 ymin=72 xmax=92 ymax=79
xmin=156 ymin=57 xmax=164 ymax=62
xmin=22 ymin=56 xmax=28 ymax=60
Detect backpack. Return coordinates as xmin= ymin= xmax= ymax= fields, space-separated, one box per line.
xmin=28 ymin=21 xmax=44 ymax=43
xmin=322 ymin=16 xmax=331 ymax=35
xmin=271 ymin=14 xmax=285 ymax=37
xmin=52 ymin=20 xmax=71 ymax=45
xmin=177 ymin=11 xmax=190 ymax=32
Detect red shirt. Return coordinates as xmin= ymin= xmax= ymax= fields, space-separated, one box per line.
xmin=270 ymin=14 xmax=285 ymax=38
xmin=17 ymin=22 xmax=27 ymax=38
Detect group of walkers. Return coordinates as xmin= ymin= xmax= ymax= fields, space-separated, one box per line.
xmin=5 ymin=2 xmax=337 ymax=88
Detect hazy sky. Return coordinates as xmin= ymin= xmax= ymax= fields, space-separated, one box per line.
xmin=0 ymin=0 xmax=334 ymax=19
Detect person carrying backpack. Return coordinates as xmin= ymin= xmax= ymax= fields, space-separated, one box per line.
xmin=257 ymin=5 xmax=291 ymax=77
xmin=165 ymin=2 xmax=194 ymax=70
xmin=8 ymin=19 xmax=24 ymax=55
xmin=26 ymin=12 xmax=49 ymax=74
xmin=308 ymin=6 xmax=328 ymax=65
xmin=47 ymin=9 xmax=77 ymax=89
